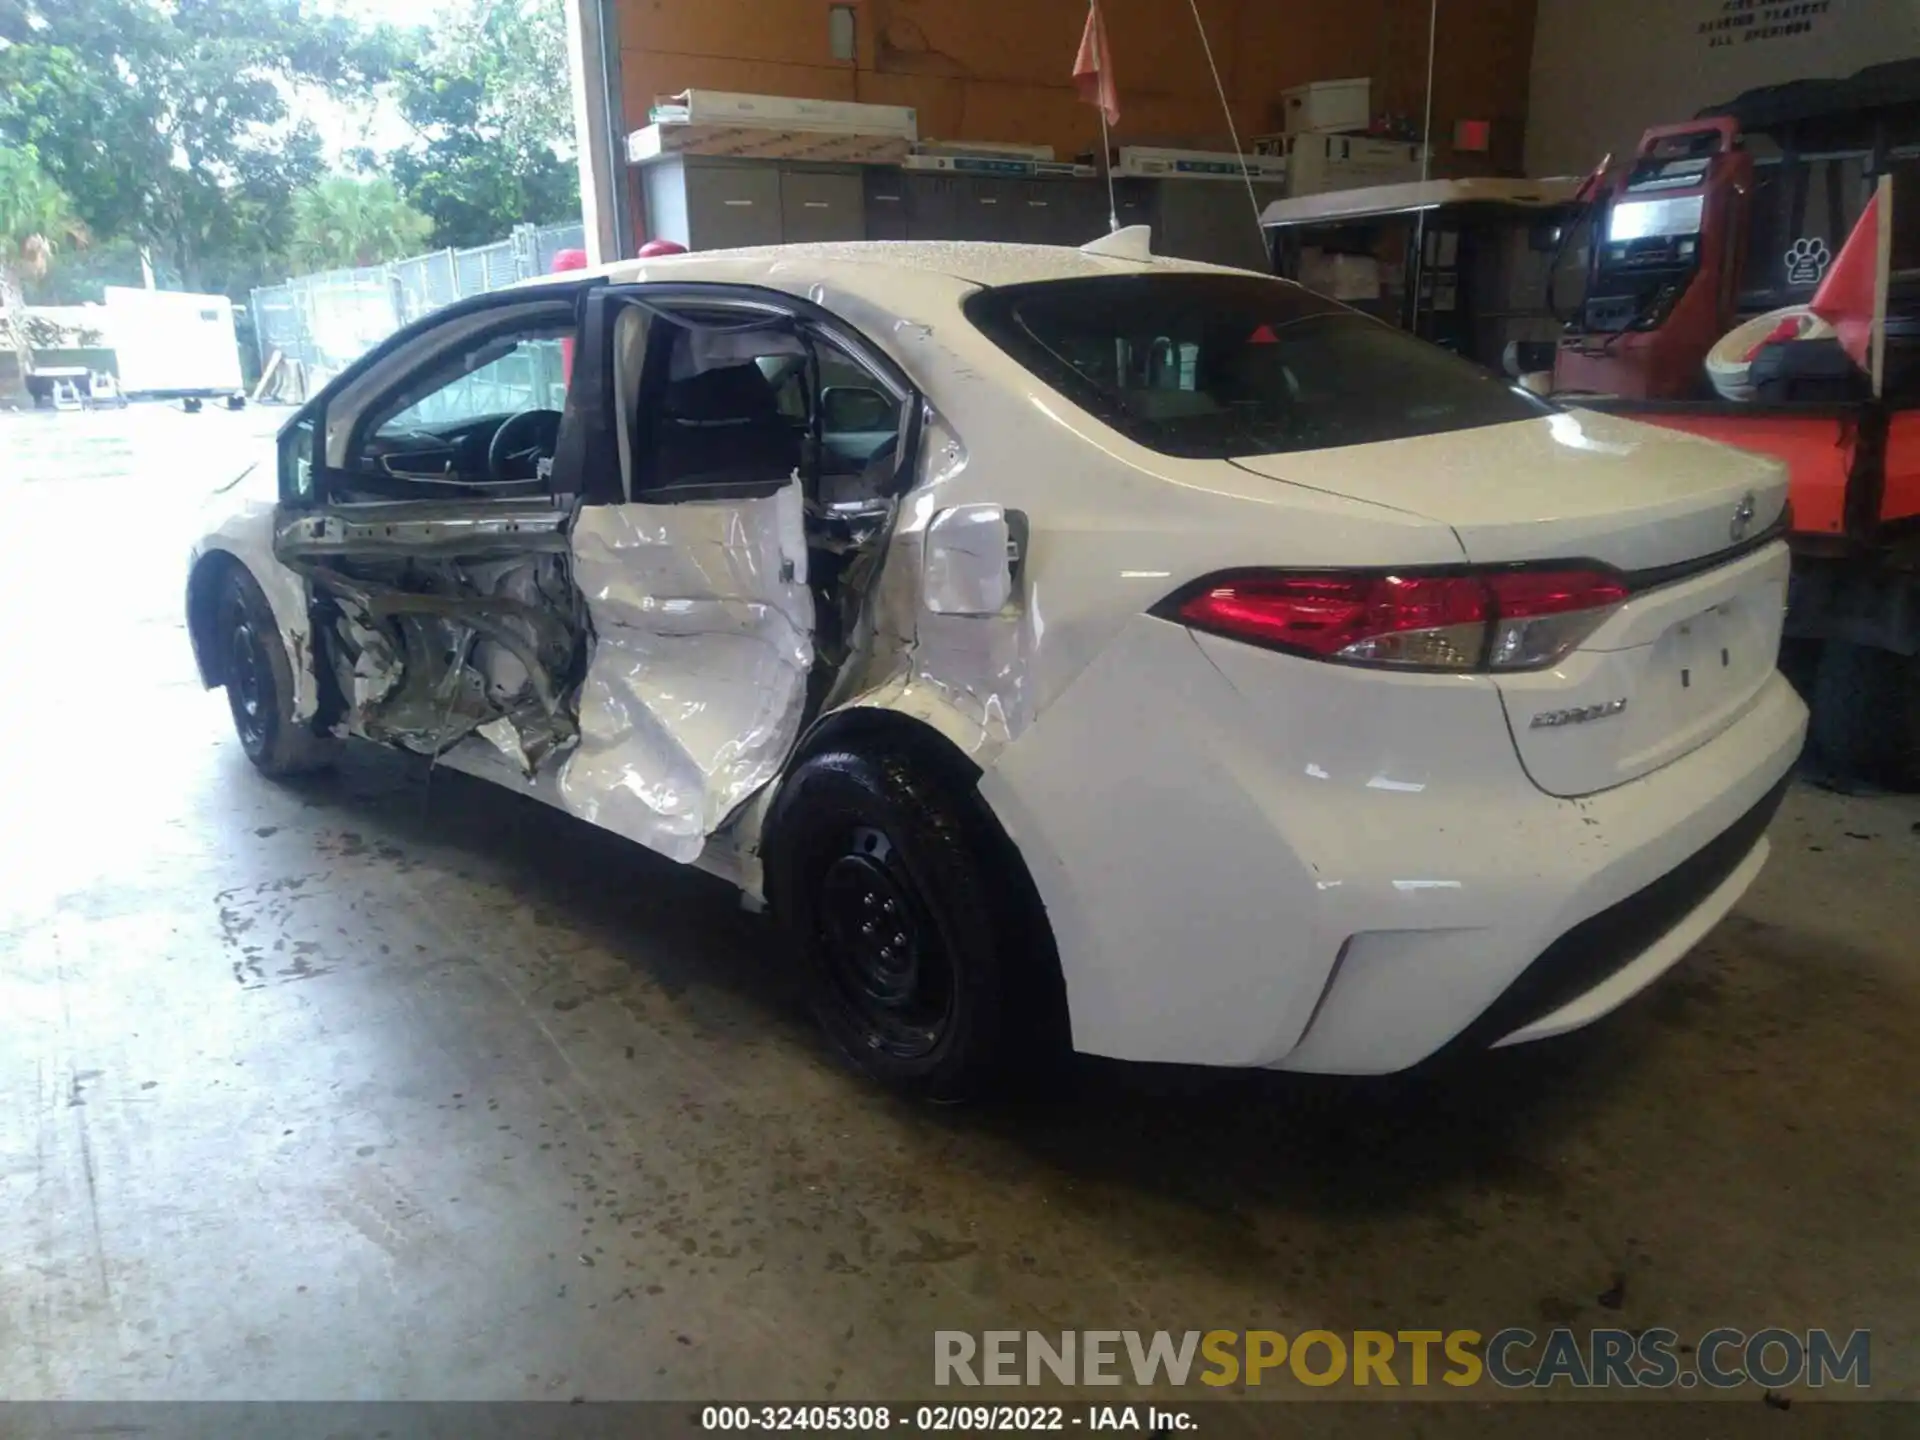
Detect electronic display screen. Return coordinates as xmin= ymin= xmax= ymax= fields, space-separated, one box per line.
xmin=1608 ymin=194 xmax=1705 ymax=242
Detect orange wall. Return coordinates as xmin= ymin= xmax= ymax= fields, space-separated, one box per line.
xmin=616 ymin=0 xmax=1537 ymax=170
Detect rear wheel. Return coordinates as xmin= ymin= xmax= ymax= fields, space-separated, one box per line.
xmin=763 ymin=745 xmax=1063 ymax=1102
xmin=218 ymin=567 xmax=330 ymax=777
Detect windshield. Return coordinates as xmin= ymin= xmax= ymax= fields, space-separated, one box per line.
xmin=963 ymin=273 xmax=1549 ymax=460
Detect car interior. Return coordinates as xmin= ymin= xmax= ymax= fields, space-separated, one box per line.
xmin=348 ymin=326 xmax=573 ymax=494
xmin=609 ymin=297 xmax=909 ymax=668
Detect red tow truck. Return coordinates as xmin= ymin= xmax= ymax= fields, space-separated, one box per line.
xmin=1552 ymin=62 xmax=1920 ymax=785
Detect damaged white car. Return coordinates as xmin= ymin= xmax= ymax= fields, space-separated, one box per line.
xmin=188 ymin=236 xmax=1806 ymax=1098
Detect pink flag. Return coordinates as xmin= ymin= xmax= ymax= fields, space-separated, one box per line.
xmin=1809 ymin=176 xmax=1892 ymax=394
xmin=1074 ymin=0 xmax=1120 ymax=128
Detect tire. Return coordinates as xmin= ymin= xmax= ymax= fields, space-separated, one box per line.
xmin=217 ymin=567 xmax=330 ymax=777
xmin=1807 ymin=640 xmax=1901 ymax=787
xmin=762 ymin=746 xmax=1064 ymax=1102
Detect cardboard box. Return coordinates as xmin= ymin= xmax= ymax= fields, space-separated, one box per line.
xmin=1280 ymin=78 xmax=1371 ymax=136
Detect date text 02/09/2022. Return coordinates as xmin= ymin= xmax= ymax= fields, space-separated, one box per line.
xmin=699 ymin=1404 xmax=1193 ymax=1432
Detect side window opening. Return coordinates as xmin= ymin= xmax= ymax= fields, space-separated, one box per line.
xmin=618 ymin=296 xmax=912 ymax=679
xmin=338 ymin=322 xmax=575 ymax=498
xmin=624 ymin=305 xmax=905 ymax=511
xmin=631 ymin=318 xmax=808 ymax=503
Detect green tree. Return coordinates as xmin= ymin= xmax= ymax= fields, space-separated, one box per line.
xmin=0 ymin=0 xmax=402 ymax=294
xmin=386 ymin=0 xmax=580 ymax=250
xmin=290 ymin=176 xmax=434 ymax=271
xmin=0 ymin=142 xmax=85 ymax=385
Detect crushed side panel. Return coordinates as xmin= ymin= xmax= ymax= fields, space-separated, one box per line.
xmin=560 ymin=480 xmax=815 ymax=864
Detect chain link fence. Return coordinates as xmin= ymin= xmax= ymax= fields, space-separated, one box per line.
xmin=250 ymin=222 xmax=585 ymax=400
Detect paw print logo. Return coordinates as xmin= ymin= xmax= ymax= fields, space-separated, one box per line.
xmin=1785 ymin=236 xmax=1832 ymax=287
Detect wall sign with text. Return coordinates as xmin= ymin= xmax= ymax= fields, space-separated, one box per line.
xmin=1695 ymin=0 xmax=1833 ymax=49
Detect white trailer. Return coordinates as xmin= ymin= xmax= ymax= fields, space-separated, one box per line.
xmin=103 ymin=286 xmax=247 ymax=409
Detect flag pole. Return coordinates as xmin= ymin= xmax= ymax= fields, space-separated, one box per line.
xmin=1871 ymin=172 xmax=1892 ymax=399
xmin=1098 ymin=93 xmax=1118 ymax=233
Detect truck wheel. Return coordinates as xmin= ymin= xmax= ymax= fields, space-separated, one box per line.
xmin=219 ymin=567 xmax=331 ymax=777
xmin=1807 ymin=640 xmax=1900 ymax=787
xmin=763 ymin=745 xmax=1065 ymax=1102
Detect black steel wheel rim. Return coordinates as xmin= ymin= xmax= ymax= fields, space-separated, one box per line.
xmin=816 ymin=826 xmax=954 ymax=1060
xmin=227 ymin=616 xmax=271 ymax=755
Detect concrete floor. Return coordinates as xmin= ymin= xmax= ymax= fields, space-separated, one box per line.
xmin=2 ymin=405 xmax=1917 ymax=1413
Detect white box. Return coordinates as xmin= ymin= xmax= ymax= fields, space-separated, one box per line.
xmin=648 ymin=91 xmax=917 ymax=139
xmin=628 ymin=122 xmax=911 ymax=166
xmin=1285 ymin=134 xmax=1425 ymax=197
xmin=629 ymin=90 xmax=918 ymax=167
xmin=916 ymin=139 xmax=1054 ymax=161
xmin=1281 ymin=78 xmax=1371 ymax=136
xmin=903 ymin=153 xmax=1093 ymax=178
xmin=1113 ymin=146 xmax=1289 ymax=182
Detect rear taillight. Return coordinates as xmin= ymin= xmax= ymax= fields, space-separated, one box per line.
xmin=1166 ymin=568 xmax=1628 ymax=672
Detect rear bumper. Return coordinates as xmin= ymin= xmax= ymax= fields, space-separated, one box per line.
xmin=1462 ymin=772 xmax=1788 ymax=1053
xmin=979 ymin=615 xmax=1807 ymax=1073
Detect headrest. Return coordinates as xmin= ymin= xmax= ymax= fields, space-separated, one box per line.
xmin=663 ymin=363 xmax=781 ymax=423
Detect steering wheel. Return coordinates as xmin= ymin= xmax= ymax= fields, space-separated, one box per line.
xmin=488 ymin=408 xmax=564 ymax=479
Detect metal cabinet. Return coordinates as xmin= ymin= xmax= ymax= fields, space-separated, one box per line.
xmin=1151 ymin=182 xmax=1282 ymax=271
xmin=643 ymin=158 xmax=781 ymax=250
xmin=1112 ymin=180 xmax=1157 ymax=234
xmin=949 ymin=177 xmax=1024 ymax=241
xmin=645 ymin=158 xmax=1279 ymax=272
xmin=1017 ymin=181 xmax=1108 ymax=246
xmin=864 ymin=171 xmax=910 ymax=239
xmin=779 ymin=169 xmax=865 ymax=244
xmin=640 ymin=157 xmax=864 ymax=250
xmin=920 ymin=175 xmax=1109 ymax=244
xmin=903 ymin=176 xmax=960 ymax=239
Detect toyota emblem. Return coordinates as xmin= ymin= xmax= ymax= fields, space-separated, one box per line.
xmin=1730 ymin=491 xmax=1757 ymax=542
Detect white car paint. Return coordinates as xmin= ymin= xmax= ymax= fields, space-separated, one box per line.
xmin=189 ymin=459 xmax=322 ymax=723
xmin=188 ymin=239 xmax=1807 ymax=1074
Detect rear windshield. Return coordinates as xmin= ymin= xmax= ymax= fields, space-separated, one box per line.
xmin=963 ymin=273 xmax=1549 ymax=460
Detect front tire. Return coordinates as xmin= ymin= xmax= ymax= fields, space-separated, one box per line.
xmin=763 ymin=746 xmax=1063 ymax=1102
xmin=218 ymin=567 xmax=330 ymax=777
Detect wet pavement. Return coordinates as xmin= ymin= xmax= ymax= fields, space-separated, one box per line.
xmin=0 ymin=403 xmax=1916 ymax=1421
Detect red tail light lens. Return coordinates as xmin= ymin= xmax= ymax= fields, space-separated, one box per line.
xmin=1169 ymin=567 xmax=1627 ymax=672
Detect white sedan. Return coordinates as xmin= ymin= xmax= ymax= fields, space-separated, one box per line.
xmin=187 ymin=235 xmax=1806 ymax=1099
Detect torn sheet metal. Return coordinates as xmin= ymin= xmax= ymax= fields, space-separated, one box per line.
xmin=560 ymin=479 xmax=815 ymax=865
xmin=813 ymin=410 xmax=1034 ymax=764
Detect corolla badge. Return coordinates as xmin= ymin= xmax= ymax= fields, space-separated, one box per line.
xmin=1530 ymin=698 xmax=1629 ymax=729
xmin=1730 ymin=490 xmax=1758 ymax=542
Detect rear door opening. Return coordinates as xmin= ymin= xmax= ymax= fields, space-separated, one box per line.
xmin=276 ymin=282 xmax=913 ymax=859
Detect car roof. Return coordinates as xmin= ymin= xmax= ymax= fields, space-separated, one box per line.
xmin=525 ymin=239 xmax=1256 ymax=324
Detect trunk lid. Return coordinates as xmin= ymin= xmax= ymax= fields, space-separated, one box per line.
xmin=1228 ymin=407 xmax=1788 ymax=572
xmin=1230 ymin=408 xmax=1792 ymax=796
xmin=1490 ymin=541 xmax=1790 ymax=795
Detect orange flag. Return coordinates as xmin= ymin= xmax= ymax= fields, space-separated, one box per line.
xmin=1074 ymin=0 xmax=1120 ymax=128
xmin=1810 ymin=175 xmax=1892 ymax=394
